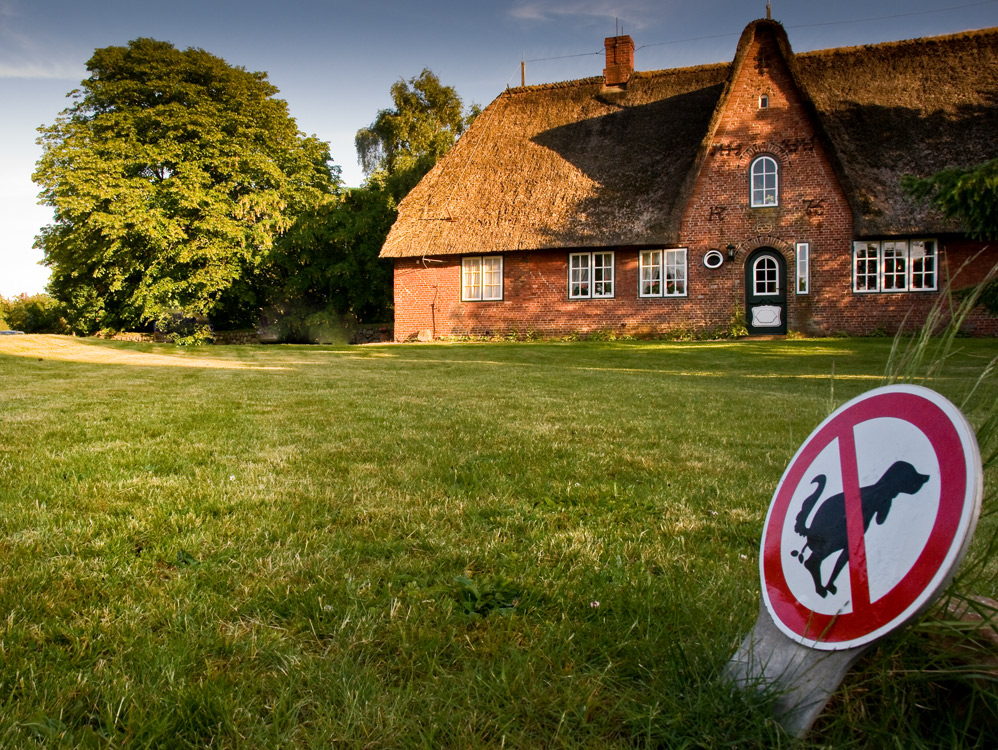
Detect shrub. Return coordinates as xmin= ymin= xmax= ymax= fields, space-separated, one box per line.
xmin=0 ymin=293 xmax=70 ymax=333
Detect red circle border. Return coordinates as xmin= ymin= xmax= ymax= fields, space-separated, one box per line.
xmin=762 ymin=390 xmax=968 ymax=645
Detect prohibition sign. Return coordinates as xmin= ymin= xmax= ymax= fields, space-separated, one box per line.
xmin=761 ymin=385 xmax=982 ymax=650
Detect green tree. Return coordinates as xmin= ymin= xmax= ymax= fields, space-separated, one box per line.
xmin=34 ymin=38 xmax=337 ymax=337
xmin=265 ymin=188 xmax=396 ymax=341
xmin=0 ymin=294 xmax=70 ymax=334
xmin=904 ymin=160 xmax=998 ymax=241
xmin=262 ymin=69 xmax=475 ymax=339
xmin=355 ymin=68 xmax=478 ymax=200
xmin=904 ymin=160 xmax=998 ymax=315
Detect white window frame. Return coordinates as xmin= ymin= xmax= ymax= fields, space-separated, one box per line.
xmin=909 ymin=240 xmax=937 ymax=291
xmin=462 ymin=255 xmax=503 ymax=301
xmin=796 ymin=242 xmax=809 ymax=295
xmin=569 ymin=251 xmax=615 ymax=299
xmin=750 ymin=155 xmax=779 ymax=207
xmin=881 ymin=241 xmax=908 ymax=291
xmin=753 ymin=255 xmax=780 ymax=296
xmin=852 ymin=240 xmax=938 ymax=293
xmin=639 ymin=248 xmax=687 ymax=298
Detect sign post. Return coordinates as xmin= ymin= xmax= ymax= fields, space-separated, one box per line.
xmin=727 ymin=385 xmax=982 ymax=735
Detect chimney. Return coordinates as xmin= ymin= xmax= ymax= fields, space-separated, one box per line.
xmin=603 ymin=35 xmax=634 ymax=86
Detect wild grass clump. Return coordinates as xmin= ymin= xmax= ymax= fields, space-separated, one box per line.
xmin=803 ymin=272 xmax=998 ymax=747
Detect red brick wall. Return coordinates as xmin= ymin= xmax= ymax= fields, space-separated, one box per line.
xmin=391 ymin=23 xmax=998 ymax=340
xmin=394 ymin=250 xmax=757 ymax=341
xmin=392 ymin=241 xmax=998 ymax=340
xmin=681 ymin=23 xmax=856 ymax=335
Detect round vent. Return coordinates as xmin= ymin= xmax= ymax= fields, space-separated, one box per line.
xmin=703 ymin=249 xmax=725 ymax=269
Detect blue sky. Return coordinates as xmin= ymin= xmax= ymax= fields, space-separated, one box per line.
xmin=2 ymin=0 xmax=997 ymax=297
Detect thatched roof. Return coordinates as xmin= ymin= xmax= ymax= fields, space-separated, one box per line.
xmin=797 ymin=28 xmax=998 ymax=236
xmin=381 ymin=22 xmax=998 ymax=259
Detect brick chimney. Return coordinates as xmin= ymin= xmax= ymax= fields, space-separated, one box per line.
xmin=603 ymin=35 xmax=634 ymax=86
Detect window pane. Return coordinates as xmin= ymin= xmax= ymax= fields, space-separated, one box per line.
xmin=881 ymin=241 xmax=908 ymax=291
xmin=796 ymin=243 xmax=809 ymax=294
xmin=910 ymin=240 xmax=936 ymax=290
xmin=754 ymin=256 xmax=779 ymax=295
xmin=462 ymin=257 xmax=482 ymax=301
xmin=854 ymin=242 xmax=879 ymax=292
xmin=751 ymin=156 xmax=778 ymax=207
xmin=482 ymin=256 xmax=503 ymax=300
xmin=593 ymin=252 xmax=613 ymax=297
xmin=640 ymin=250 xmax=662 ymax=296
xmin=569 ymin=253 xmax=589 ymax=298
xmin=664 ymin=249 xmax=687 ymax=296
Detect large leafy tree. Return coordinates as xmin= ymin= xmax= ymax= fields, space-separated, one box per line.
xmin=355 ymin=68 xmax=478 ymax=200
xmin=263 ymin=69 xmax=475 ymax=337
xmin=34 ymin=38 xmax=337 ymax=335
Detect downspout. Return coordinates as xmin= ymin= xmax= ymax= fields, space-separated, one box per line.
xmin=422 ymin=256 xmax=443 ymax=340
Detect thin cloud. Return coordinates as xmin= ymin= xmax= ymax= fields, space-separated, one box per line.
xmin=509 ymin=1 xmax=657 ymax=30
xmin=0 ymin=1 xmax=83 ymax=79
xmin=0 ymin=60 xmax=82 ymax=79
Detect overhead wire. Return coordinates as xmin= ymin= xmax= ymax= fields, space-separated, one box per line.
xmin=519 ymin=0 xmax=998 ymax=63
xmin=432 ymin=0 xmax=998 ymax=225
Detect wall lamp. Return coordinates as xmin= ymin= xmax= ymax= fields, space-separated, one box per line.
xmin=726 ymin=243 xmax=737 ymax=261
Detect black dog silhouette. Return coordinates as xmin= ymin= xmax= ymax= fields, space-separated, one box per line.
xmin=791 ymin=461 xmax=930 ymax=598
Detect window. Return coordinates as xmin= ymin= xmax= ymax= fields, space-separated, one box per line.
xmin=753 ymin=255 xmax=779 ymax=295
xmin=796 ymin=242 xmax=809 ymax=295
xmin=882 ymin=241 xmax=907 ymax=291
xmin=462 ymin=255 xmax=503 ymax=301
xmin=639 ymin=248 xmax=687 ymax=297
xmin=569 ymin=251 xmax=614 ymax=299
xmin=759 ymin=94 xmax=769 ymax=109
xmin=909 ymin=241 xmax=936 ymax=291
xmin=854 ymin=242 xmax=879 ymax=292
xmin=852 ymin=240 xmax=937 ymax=293
xmin=750 ymin=155 xmax=779 ymax=207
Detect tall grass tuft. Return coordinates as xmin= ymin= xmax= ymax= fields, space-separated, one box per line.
xmin=810 ymin=267 xmax=998 ymax=746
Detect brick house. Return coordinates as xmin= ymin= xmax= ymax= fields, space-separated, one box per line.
xmin=380 ymin=19 xmax=998 ymax=340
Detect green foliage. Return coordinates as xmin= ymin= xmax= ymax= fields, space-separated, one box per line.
xmin=727 ymin=304 xmax=749 ymax=338
xmin=903 ymin=159 xmax=998 ymax=242
xmin=155 ymin=309 xmax=214 ymax=345
xmin=904 ymin=160 xmax=998 ymax=317
xmin=33 ymin=38 xmax=338 ymax=335
xmin=450 ymin=575 xmax=520 ymax=619
xmin=355 ymin=68 xmax=478 ymax=200
xmin=268 ymin=187 xmax=395 ymax=329
xmin=0 ymin=293 xmax=70 ymax=333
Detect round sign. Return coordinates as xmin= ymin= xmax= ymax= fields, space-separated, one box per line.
xmin=760 ymin=385 xmax=982 ymax=650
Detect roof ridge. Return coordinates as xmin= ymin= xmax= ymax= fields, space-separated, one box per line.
xmin=798 ymin=25 xmax=998 ymax=59
xmin=505 ymin=61 xmax=732 ymax=95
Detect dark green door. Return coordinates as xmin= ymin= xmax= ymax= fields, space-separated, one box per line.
xmin=745 ymin=249 xmax=787 ymax=335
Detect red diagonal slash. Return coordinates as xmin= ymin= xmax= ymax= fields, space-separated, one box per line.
xmin=838 ymin=426 xmax=871 ymax=613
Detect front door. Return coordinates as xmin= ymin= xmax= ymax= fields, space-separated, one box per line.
xmin=745 ymin=248 xmax=787 ymax=335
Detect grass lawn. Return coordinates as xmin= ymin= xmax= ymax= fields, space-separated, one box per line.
xmin=1 ymin=334 xmax=996 ymax=748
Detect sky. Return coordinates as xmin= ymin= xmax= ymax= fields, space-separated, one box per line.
xmin=2 ymin=0 xmax=997 ymax=297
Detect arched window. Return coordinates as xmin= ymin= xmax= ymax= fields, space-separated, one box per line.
xmin=750 ymin=155 xmax=779 ymax=207
xmin=753 ymin=254 xmax=780 ymax=295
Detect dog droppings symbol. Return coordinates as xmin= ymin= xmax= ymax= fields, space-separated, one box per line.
xmin=760 ymin=385 xmax=982 ymax=649
xmin=727 ymin=385 xmax=982 ymax=737
xmin=790 ymin=461 xmax=930 ymax=598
